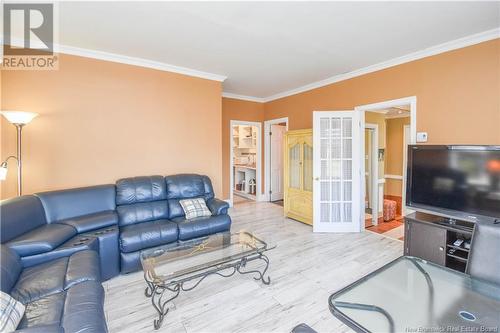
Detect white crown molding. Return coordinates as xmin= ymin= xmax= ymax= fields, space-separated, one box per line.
xmin=60 ymin=44 xmax=228 ymax=82
xmin=241 ymin=27 xmax=499 ymax=103
xmin=221 ymin=92 xmax=265 ymax=103
xmin=3 ymin=38 xmax=227 ymax=82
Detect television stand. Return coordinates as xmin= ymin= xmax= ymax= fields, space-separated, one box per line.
xmin=443 ymin=218 xmax=457 ymax=224
xmin=404 ymin=212 xmax=475 ymax=273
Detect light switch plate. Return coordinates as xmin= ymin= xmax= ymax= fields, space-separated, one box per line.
xmin=416 ymin=132 xmax=428 ymax=142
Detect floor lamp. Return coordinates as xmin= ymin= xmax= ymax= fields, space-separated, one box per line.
xmin=0 ymin=111 xmax=39 ymax=196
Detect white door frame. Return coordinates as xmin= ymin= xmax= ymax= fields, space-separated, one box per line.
xmin=365 ymin=123 xmax=379 ymax=226
xmin=355 ymin=96 xmax=417 ymax=231
xmin=229 ymin=120 xmax=262 ymax=206
xmin=402 ymin=124 xmax=412 ymax=215
xmin=264 ymin=117 xmax=289 ymax=202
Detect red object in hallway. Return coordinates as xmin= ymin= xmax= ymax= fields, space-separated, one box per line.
xmin=487 ymin=159 xmax=500 ymax=172
xmin=383 ymin=199 xmax=397 ymax=222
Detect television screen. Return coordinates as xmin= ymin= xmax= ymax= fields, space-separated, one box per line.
xmin=407 ymin=146 xmax=500 ymax=219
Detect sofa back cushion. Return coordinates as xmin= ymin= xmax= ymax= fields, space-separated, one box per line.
xmin=115 ymin=176 xmax=169 ymax=227
xmin=35 ymin=185 xmax=116 ymax=223
xmin=0 ymin=245 xmax=22 ymax=293
xmin=0 ymin=196 xmax=47 ymax=243
xmin=165 ymin=174 xmax=215 ymax=219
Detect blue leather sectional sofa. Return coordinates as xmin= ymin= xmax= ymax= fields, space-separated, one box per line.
xmin=0 ymin=174 xmax=231 ymax=332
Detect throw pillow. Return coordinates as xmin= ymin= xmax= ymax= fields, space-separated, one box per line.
xmin=179 ymin=198 xmax=212 ymax=219
xmin=0 ymin=291 xmax=25 ymax=333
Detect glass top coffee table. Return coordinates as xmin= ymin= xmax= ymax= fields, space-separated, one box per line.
xmin=140 ymin=231 xmax=274 ymax=330
xmin=329 ymin=256 xmax=500 ymax=333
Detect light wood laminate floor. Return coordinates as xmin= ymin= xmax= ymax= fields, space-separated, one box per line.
xmin=104 ymin=201 xmax=403 ymax=333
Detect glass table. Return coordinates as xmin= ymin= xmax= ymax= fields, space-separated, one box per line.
xmin=140 ymin=231 xmax=274 ymax=329
xmin=329 ymin=256 xmax=500 ymax=333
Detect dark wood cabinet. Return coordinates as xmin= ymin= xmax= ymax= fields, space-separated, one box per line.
xmin=404 ymin=212 xmax=475 ymax=272
xmin=405 ymin=218 xmax=446 ymax=266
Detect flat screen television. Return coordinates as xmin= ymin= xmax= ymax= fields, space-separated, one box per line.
xmin=406 ymin=145 xmax=500 ymax=223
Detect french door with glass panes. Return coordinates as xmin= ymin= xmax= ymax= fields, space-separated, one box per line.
xmin=313 ymin=111 xmax=361 ymax=232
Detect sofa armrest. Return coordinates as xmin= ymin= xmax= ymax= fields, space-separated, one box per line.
xmin=56 ymin=210 xmax=118 ymax=233
xmin=206 ymin=198 xmax=229 ymax=216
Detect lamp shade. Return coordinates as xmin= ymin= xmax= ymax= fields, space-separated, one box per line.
xmin=1 ymin=111 xmax=38 ymax=125
xmin=0 ymin=164 xmax=7 ymax=181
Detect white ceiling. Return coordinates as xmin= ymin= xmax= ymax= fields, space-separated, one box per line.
xmin=370 ymin=107 xmax=411 ymax=119
xmin=54 ymin=2 xmax=500 ymax=100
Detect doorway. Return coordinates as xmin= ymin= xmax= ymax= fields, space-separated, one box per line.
xmin=364 ymin=124 xmax=379 ymax=228
xmin=356 ymin=96 xmax=416 ymax=237
xmin=264 ymin=117 xmax=288 ymax=205
xmin=230 ymin=120 xmax=262 ymax=205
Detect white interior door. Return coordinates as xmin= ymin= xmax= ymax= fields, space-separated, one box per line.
xmin=270 ymin=124 xmax=286 ymax=201
xmin=313 ymin=111 xmax=361 ymax=232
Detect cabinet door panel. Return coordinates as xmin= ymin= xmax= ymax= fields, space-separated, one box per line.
xmin=407 ymin=221 xmax=446 ymax=266
xmin=289 ymin=143 xmax=301 ymax=189
xmin=284 ymin=129 xmax=313 ymax=225
xmin=303 ymin=142 xmax=313 ymax=192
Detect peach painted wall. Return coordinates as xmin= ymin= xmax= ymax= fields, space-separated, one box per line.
xmin=365 ymin=112 xmax=386 ymax=179
xmin=221 ymin=97 xmax=264 ymax=199
xmin=264 ymin=39 xmax=500 ymax=146
xmin=385 ymin=117 xmax=411 ymax=197
xmin=1 ymin=53 xmax=223 ymax=199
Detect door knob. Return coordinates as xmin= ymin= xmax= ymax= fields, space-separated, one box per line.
xmin=439 ymin=246 xmax=444 ymax=251
xmin=314 ymin=177 xmax=319 ymax=181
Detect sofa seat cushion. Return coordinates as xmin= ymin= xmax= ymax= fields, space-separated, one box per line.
xmin=172 ymin=214 xmax=231 ymax=241
xmin=11 ymin=258 xmax=67 ymax=304
xmin=6 ymin=224 xmax=77 ymax=257
xmin=11 ymin=251 xmax=100 ymax=304
xmin=62 ymin=280 xmax=107 ymax=333
xmin=16 ymin=281 xmax=106 ymax=333
xmin=119 ymin=219 xmax=178 ymax=253
xmin=56 ymin=210 xmax=118 ymax=233
xmin=17 ymin=292 xmax=65 ymax=329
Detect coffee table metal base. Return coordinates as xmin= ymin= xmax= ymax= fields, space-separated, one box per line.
xmin=144 ymin=253 xmax=271 ymax=330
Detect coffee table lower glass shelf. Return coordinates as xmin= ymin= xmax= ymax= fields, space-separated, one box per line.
xmin=140 ymin=231 xmax=274 ymax=330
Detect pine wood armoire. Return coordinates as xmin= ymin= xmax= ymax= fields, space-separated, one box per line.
xmin=284 ymin=129 xmax=313 ymax=225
